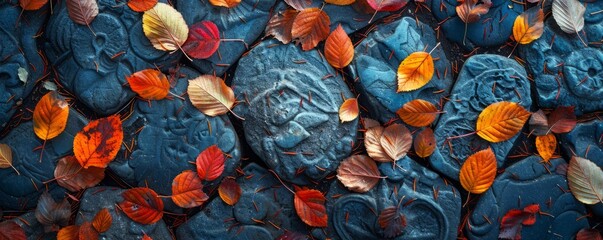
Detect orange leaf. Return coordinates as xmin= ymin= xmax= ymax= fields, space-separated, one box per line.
xmin=92 ymin=208 xmax=112 ymax=233
xmin=338 ymin=98 xmax=359 ymax=123
xmin=476 ymin=101 xmax=531 ymax=143
xmin=325 ymin=0 xmax=355 ymax=5
xmin=127 ymin=0 xmax=158 ymax=12
xmin=548 ymin=106 xmax=576 ymax=134
xmin=57 ymin=225 xmax=79 ymax=240
xmin=209 ymin=0 xmax=240 ymax=8
xmin=397 ymin=52 xmax=434 ymax=92
xmin=119 ymin=187 xmax=164 ymax=225
xmin=455 ymin=0 xmax=491 ymax=23
xmin=325 ymin=24 xmax=354 ymax=68
xmin=19 ymin=0 xmax=48 ymax=10
xmin=0 ymin=221 xmax=26 ymax=240
xmin=126 ymin=69 xmax=170 ymax=100
xmin=459 ymin=148 xmax=497 ymax=194
xmin=266 ymin=9 xmax=298 ymax=44
xmin=414 ymin=128 xmax=436 ymax=158
xmin=512 ymin=6 xmax=544 ymax=44
xmin=196 ymin=145 xmax=226 ymax=181
xmin=142 ymin=234 xmax=153 ymax=240
xmin=535 ymin=133 xmax=556 ymax=162
xmin=55 ymin=156 xmax=105 ymax=192
xmin=218 ymin=177 xmax=242 ymax=206
xmin=379 ymin=124 xmax=412 ymax=161
xmin=336 ymin=155 xmax=381 ymax=193
xmin=396 ymin=99 xmax=438 ymax=127
xmin=33 ymin=91 xmax=69 ymax=141
xmin=291 ymin=8 xmax=331 ymax=51
xmin=364 ymin=126 xmax=394 ymax=162
xmin=78 ymin=222 xmax=99 ymax=240
xmin=73 ymin=115 xmax=124 ymax=169
xmin=171 ymin=170 xmax=209 ymax=208
xmin=528 ymin=109 xmax=548 ymax=136
xmin=35 ymin=192 xmax=71 ymax=232
xmin=187 ymin=75 xmax=236 ymax=117
xmin=294 ymin=189 xmax=328 ymax=227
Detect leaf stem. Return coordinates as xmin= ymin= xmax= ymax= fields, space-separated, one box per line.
xmin=507 ymin=42 xmax=519 ymax=58
xmin=268 ymin=169 xmax=294 ymax=194
xmin=576 ymin=30 xmax=587 ymax=47
xmin=221 ymin=39 xmax=249 ymax=49
xmin=169 ymin=91 xmax=185 ymax=101
xmin=446 ymin=131 xmax=477 ymax=141
xmin=428 ymin=42 xmax=442 ymax=55
xmin=463 ymin=192 xmax=471 ymax=208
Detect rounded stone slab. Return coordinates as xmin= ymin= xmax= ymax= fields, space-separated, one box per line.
xmin=176 ymin=163 xmax=308 ymax=239
xmin=75 ymin=186 xmax=172 ymax=239
xmin=518 ymin=2 xmax=603 ymax=115
xmin=428 ymin=0 xmax=522 ymax=49
xmin=43 ymin=0 xmax=181 ymax=115
xmin=323 ymin=157 xmax=461 ymax=240
xmin=232 ymin=40 xmax=358 ymax=184
xmin=350 ymin=17 xmax=453 ymax=123
xmin=466 ymin=156 xmax=588 ymax=239
xmin=177 ymin=0 xmax=277 ymax=76
xmin=0 ymin=0 xmax=47 ymax=128
xmin=429 ymin=54 xmax=531 ymax=181
xmin=0 ymin=107 xmax=88 ymax=210
xmin=109 ymin=67 xmax=241 ymax=211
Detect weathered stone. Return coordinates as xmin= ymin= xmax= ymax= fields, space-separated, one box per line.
xmin=11 ymin=212 xmax=55 ymax=240
xmin=311 ymin=0 xmax=389 ymax=34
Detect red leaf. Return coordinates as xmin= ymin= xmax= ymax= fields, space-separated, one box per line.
xmin=548 ymin=106 xmax=577 ymax=134
xmin=182 ymin=21 xmax=221 ymax=59
xmin=218 ymin=177 xmax=242 ymax=206
xmin=142 ymin=234 xmax=153 ymax=240
xmin=78 ymin=222 xmax=99 ymax=240
xmin=92 ymin=208 xmax=112 ymax=233
xmin=577 ymin=228 xmax=603 ymax=240
xmin=119 ymin=188 xmax=164 ymax=225
xmin=171 ymin=170 xmax=209 ymax=208
xmin=19 ymin=0 xmax=48 ymax=10
xmin=294 ymin=188 xmax=327 ymax=227
xmin=499 ymin=204 xmax=540 ymax=240
xmin=0 ymin=221 xmax=26 ymax=240
xmin=366 ymin=0 xmax=408 ymax=12
xmin=377 ymin=206 xmax=406 ymax=238
xmin=73 ymin=115 xmax=124 ymax=169
xmin=35 ymin=192 xmax=71 ymax=232
xmin=196 ymin=145 xmax=226 ymax=181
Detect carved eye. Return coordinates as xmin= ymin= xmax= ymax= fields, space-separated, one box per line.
xmin=0 ymin=65 xmax=21 ymax=88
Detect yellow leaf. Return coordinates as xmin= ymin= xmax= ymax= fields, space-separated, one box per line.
xmin=0 ymin=144 xmax=19 ymax=175
xmin=397 ymin=52 xmax=434 ymax=92
xmin=512 ymin=7 xmax=544 ymax=44
xmin=535 ymin=133 xmax=556 ymax=162
xmin=33 ymin=91 xmax=70 ymax=141
xmin=209 ymin=0 xmax=240 ymax=8
xmin=339 ymin=98 xmax=359 ymax=123
xmin=364 ymin=126 xmax=394 ymax=162
xmin=325 ymin=0 xmax=355 ymax=6
xmin=187 ymin=75 xmax=236 ymax=117
xmin=476 ymin=101 xmax=531 ymax=143
xmin=142 ymin=3 xmax=189 ymax=52
xmin=396 ymin=99 xmax=438 ymax=127
xmin=325 ymin=24 xmax=354 ymax=69
xmin=459 ymin=148 xmax=497 ymax=194
xmin=379 ymin=124 xmax=412 ymax=161
xmin=414 ymin=128 xmax=436 ymax=158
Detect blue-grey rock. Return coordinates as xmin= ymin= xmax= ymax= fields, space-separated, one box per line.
xmin=518 ymin=3 xmax=603 ymax=115
xmin=109 ymin=67 xmax=241 ymax=212
xmin=428 ymin=0 xmax=522 ymax=49
xmin=76 ymin=186 xmax=172 ymax=239
xmin=0 ymin=106 xmax=88 ymax=210
xmin=323 ymin=156 xmax=461 ymax=240
xmin=232 ymin=40 xmax=358 ymax=184
xmin=312 ymin=0 xmax=389 ymax=34
xmin=351 ymin=17 xmax=453 ymax=123
xmin=430 ymin=54 xmax=531 ymax=181
xmin=176 ymin=163 xmax=308 ymax=239
xmin=0 ymin=0 xmax=47 ymax=128
xmin=44 ymin=0 xmax=181 ymax=115
xmin=178 ymin=0 xmax=276 ymax=76
xmin=466 ymin=156 xmax=588 ymax=240
xmin=12 ymin=212 xmax=55 ymax=240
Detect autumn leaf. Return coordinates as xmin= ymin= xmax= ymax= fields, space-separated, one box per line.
xmin=91 ymin=208 xmax=112 ymax=233
xmin=456 ymin=0 xmax=491 ymax=23
xmin=337 ymin=155 xmax=381 ymax=193
xmin=535 ymin=134 xmax=556 ymax=162
xmin=380 ymin=124 xmax=412 ymax=161
xmin=512 ymin=6 xmax=544 ymax=44
xmin=576 ymin=228 xmax=603 ymax=240
xmin=266 ymin=10 xmax=298 ymax=44
xmin=325 ymin=24 xmax=354 ymax=68
xmin=396 ymin=99 xmax=439 ymax=127
xmin=414 ymin=128 xmax=436 ymax=158
xmin=57 ymin=225 xmax=79 ymax=240
xmin=294 ymin=188 xmax=328 ymax=227
xmin=182 ymin=21 xmax=221 ymax=59
xmin=73 ymin=115 xmax=124 ymax=169
xmin=459 ymin=148 xmax=496 ymax=194
xmin=0 ymin=221 xmax=26 ymax=240
xmin=78 ymin=222 xmax=99 ymax=240
xmin=528 ymin=109 xmax=548 ymax=136
xmin=187 ymin=75 xmax=237 ymax=117
xmin=33 ymin=91 xmax=70 ymax=141
xmin=142 ymin=234 xmax=153 ymax=240
xmin=142 ymin=3 xmax=189 ymax=52
xmin=127 ymin=0 xmax=158 ymax=12
xmin=218 ymin=177 xmax=241 ymax=205
xmin=397 ymin=52 xmax=434 ymax=92
xmin=552 ymin=0 xmax=586 ymax=46
xmin=209 ymin=0 xmax=240 ymax=8
xmin=325 ymin=0 xmax=355 ymax=5
xmin=19 ymin=0 xmax=48 ymax=10
xmin=55 ymin=156 xmax=105 ymax=192
xmin=548 ymin=106 xmax=576 ymax=134
xmin=378 ymin=206 xmax=406 ymax=238
xmin=567 ymin=156 xmax=603 ymax=205
xmin=291 ymin=8 xmax=330 ymax=51
xmin=126 ymin=69 xmax=170 ymax=100
xmin=119 ymin=187 xmax=164 ymax=224
xmin=363 ymin=118 xmax=380 ymax=129
xmin=364 ymin=126 xmax=394 ymax=162
xmin=339 ymin=98 xmax=359 ymax=123
xmin=171 ymin=170 xmax=209 ymax=208
xmin=35 ymin=192 xmax=71 ymax=232
xmin=196 ymin=145 xmax=226 ymax=181
xmin=499 ymin=204 xmax=540 ymax=240
xmin=0 ymin=143 xmax=19 ymax=175
xmin=476 ymin=101 xmax=531 ymax=143
xmin=366 ymin=0 xmax=408 ymax=12
xmin=284 ymin=0 xmax=311 ymax=10
xmin=66 ymin=0 xmax=98 ymax=28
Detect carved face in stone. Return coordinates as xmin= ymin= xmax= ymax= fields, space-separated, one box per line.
xmin=564 ymin=49 xmax=603 ymax=100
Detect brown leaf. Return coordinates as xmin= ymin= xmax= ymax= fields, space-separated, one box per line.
xmin=291 ymin=8 xmax=331 ymax=51
xmin=284 ymin=0 xmax=311 ymax=11
xmin=92 ymin=208 xmax=112 ymax=233
xmin=364 ymin=126 xmax=394 ymax=162
xmin=362 ymin=118 xmax=380 ymax=129
xmin=55 ymin=156 xmax=105 ymax=192
xmin=266 ymin=10 xmax=299 ymax=44
xmin=576 ymin=228 xmax=603 ymax=240
xmin=336 ymin=155 xmax=381 ymax=193
xmin=535 ymin=134 xmax=556 ymax=162
xmin=339 ymin=98 xmax=359 ymax=123
xmin=548 ymin=106 xmax=576 ymax=134
xmin=528 ymin=109 xmax=548 ymax=136
xmin=397 ymin=52 xmax=434 ymax=92
xmin=66 ymin=0 xmax=99 ymax=26
xmin=0 ymin=221 xmax=26 ymax=240
xmin=459 ymin=148 xmax=497 ymax=194
xmin=512 ymin=6 xmax=544 ymax=44
xmin=325 ymin=24 xmax=354 ymax=68
xmin=414 ymin=128 xmax=436 ymax=158
xmin=57 ymin=225 xmax=79 ymax=240
xmin=379 ymin=124 xmax=412 ymax=161
xmin=188 ymin=75 xmax=236 ymax=117
xmin=218 ymin=177 xmax=242 ymax=205
xmin=35 ymin=192 xmax=71 ymax=232
xmin=456 ymin=0 xmax=491 ymax=23
xmin=396 ymin=99 xmax=438 ymax=127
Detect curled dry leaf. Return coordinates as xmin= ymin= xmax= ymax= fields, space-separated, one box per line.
xmin=188 ymin=75 xmax=236 ymax=117
xmin=196 ymin=145 xmax=226 ymax=181
xmin=35 ymin=192 xmax=71 ymax=232
xmin=126 ymin=69 xmax=170 ymax=100
xmin=476 ymin=101 xmax=531 ymax=143
xmin=529 ymin=109 xmax=548 ymax=136
xmin=127 ymin=0 xmax=158 ymax=12
xmin=325 ymin=25 xmax=354 ymax=69
xmin=325 ymin=0 xmax=355 ymax=5
xmin=266 ymin=10 xmax=298 ymax=44
xmin=455 ymin=0 xmax=491 ymax=23
xmin=365 ymin=126 xmax=394 ymax=162
xmin=366 ymin=0 xmax=408 ymax=12
xmin=414 ymin=128 xmax=436 ymax=158
xmin=33 ymin=91 xmax=70 ymax=141
xmin=73 ymin=115 xmax=124 ymax=169
xmin=512 ymin=6 xmax=544 ymax=44
xmin=336 ymin=155 xmax=381 ymax=193
xmin=19 ymin=0 xmax=48 ymax=10
xmin=459 ymin=148 xmax=496 ymax=194
xmin=0 ymin=221 xmax=26 ymax=240
xmin=66 ymin=0 xmax=99 ymax=26
xmin=209 ymin=0 xmax=241 ymax=8
xmin=291 ymin=8 xmax=331 ymax=51
xmin=396 ymin=99 xmax=438 ymax=127
xmin=380 ymin=124 xmax=412 ymax=161
xmin=171 ymin=170 xmax=209 ymax=208
xmin=294 ymin=188 xmax=328 ymax=227
xmin=552 ymin=0 xmax=585 ymax=35
xmin=499 ymin=204 xmax=540 ymax=240
xmin=0 ymin=143 xmax=19 ymax=175
xmin=92 ymin=208 xmax=112 ymax=233
xmin=78 ymin=221 xmax=99 ymax=240
xmin=576 ymin=228 xmax=603 ymax=240
xmin=182 ymin=21 xmax=221 ymax=59
xmin=119 ymin=187 xmax=164 ymax=224
xmin=142 ymin=3 xmax=189 ymax=52
xmin=567 ymin=156 xmax=603 ymax=205
xmin=218 ymin=177 xmax=242 ymax=205
xmin=339 ymin=98 xmax=359 ymax=123
xmin=55 ymin=156 xmax=105 ymax=192
xmin=284 ymin=0 xmax=311 ymax=10
xmin=378 ymin=206 xmax=406 ymax=238
xmin=548 ymin=106 xmax=576 ymax=134
xmin=535 ymin=133 xmax=556 ymax=162
xmin=57 ymin=225 xmax=79 ymax=240
xmin=397 ymin=52 xmax=434 ymax=92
